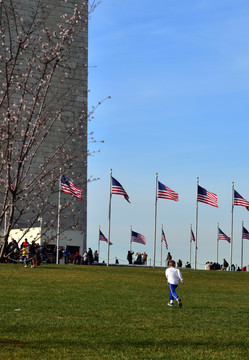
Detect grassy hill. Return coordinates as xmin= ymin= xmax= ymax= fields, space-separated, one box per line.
xmin=0 ymin=264 xmax=249 ymax=359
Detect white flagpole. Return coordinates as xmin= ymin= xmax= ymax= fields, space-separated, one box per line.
xmin=153 ymin=173 xmax=158 ymax=268
xmin=160 ymin=224 xmax=163 ymax=266
xmin=130 ymin=225 xmax=132 ymax=252
xmin=98 ymin=225 xmax=100 ymax=262
xmin=190 ymin=224 xmax=192 ymax=266
xmin=107 ymin=169 xmax=112 ymax=266
xmin=216 ymin=222 xmax=219 ymax=264
xmin=194 ymin=177 xmax=199 ymax=270
xmin=241 ymin=221 xmax=244 ymax=268
xmin=230 ymin=182 xmax=234 ymax=271
xmin=56 ymin=166 xmax=62 ymax=265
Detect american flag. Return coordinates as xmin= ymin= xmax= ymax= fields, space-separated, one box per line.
xmin=61 ymin=175 xmax=83 ymax=200
xmin=242 ymin=226 xmax=249 ymax=240
xmin=157 ymin=181 xmax=178 ymax=201
xmin=161 ymin=229 xmax=168 ymax=249
xmin=111 ymin=176 xmax=130 ymax=203
xmin=131 ymin=230 xmax=146 ymax=245
xmin=218 ymin=228 xmax=230 ymax=243
xmin=99 ymin=230 xmax=113 ymax=245
xmin=197 ymin=185 xmax=218 ymax=208
xmin=191 ymin=229 xmax=195 ymax=242
xmin=234 ymin=190 xmax=249 ymax=211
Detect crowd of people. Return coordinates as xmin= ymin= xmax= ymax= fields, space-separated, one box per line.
xmin=77 ymin=248 xmax=99 ymax=265
xmin=2 ymin=239 xmax=102 ymax=267
xmin=205 ymin=258 xmax=247 ymax=271
xmin=167 ymin=252 xmax=188 ymax=269
xmin=126 ymin=250 xmax=148 ymax=265
xmin=4 ymin=238 xmax=54 ymax=267
xmin=3 ymin=240 xmax=247 ymax=271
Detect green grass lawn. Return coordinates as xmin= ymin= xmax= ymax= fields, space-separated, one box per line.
xmin=0 ymin=264 xmax=249 ymax=360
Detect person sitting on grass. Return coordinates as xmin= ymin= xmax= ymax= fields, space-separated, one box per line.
xmin=177 ymin=259 xmax=182 ymax=268
xmin=185 ymin=261 xmax=191 ymax=268
xmin=165 ymin=259 xmax=185 ymax=308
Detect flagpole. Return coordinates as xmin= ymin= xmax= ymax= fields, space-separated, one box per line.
xmin=230 ymin=182 xmax=234 ymax=271
xmin=217 ymin=222 xmax=219 ymax=264
xmin=130 ymin=225 xmax=132 ymax=252
xmin=241 ymin=221 xmax=244 ymax=268
xmin=194 ymin=177 xmax=199 ymax=270
xmin=190 ymin=224 xmax=192 ymax=266
xmin=98 ymin=225 xmax=100 ymax=262
xmin=160 ymin=224 xmax=163 ymax=266
xmin=153 ymin=173 xmax=158 ymax=268
xmin=107 ymin=169 xmax=112 ymax=266
xmin=56 ymin=165 xmax=62 ymax=265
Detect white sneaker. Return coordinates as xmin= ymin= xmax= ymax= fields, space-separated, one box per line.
xmin=167 ymin=302 xmax=173 ymax=307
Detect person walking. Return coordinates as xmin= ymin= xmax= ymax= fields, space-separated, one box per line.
xmin=29 ymin=241 xmax=37 ymax=268
xmin=127 ymin=250 xmax=133 ymax=265
xmin=87 ymin=248 xmax=93 ymax=265
xmin=165 ymin=259 xmax=185 ymax=307
xmin=166 ymin=252 xmax=172 ymax=266
xmin=62 ymin=245 xmax=70 ymax=264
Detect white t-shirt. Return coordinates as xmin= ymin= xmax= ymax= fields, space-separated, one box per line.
xmin=165 ymin=267 xmax=184 ymax=285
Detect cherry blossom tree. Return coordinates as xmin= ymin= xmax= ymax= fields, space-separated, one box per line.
xmin=0 ymin=0 xmax=100 ymax=259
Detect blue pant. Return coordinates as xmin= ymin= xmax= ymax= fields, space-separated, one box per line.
xmin=169 ymin=283 xmax=179 ymax=300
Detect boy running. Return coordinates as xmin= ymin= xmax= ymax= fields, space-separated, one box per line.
xmin=165 ymin=259 xmax=185 ymax=307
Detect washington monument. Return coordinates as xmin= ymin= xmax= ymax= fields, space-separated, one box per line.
xmin=0 ymin=0 xmax=89 ymax=253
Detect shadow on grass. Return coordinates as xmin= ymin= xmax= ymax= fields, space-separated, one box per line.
xmin=36 ymin=265 xmax=74 ymax=270
xmin=0 ymin=340 xmax=26 ymax=347
xmin=1 ymin=338 xmax=248 ymax=349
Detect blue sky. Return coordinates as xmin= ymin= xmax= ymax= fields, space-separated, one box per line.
xmin=87 ymin=0 xmax=249 ymax=268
